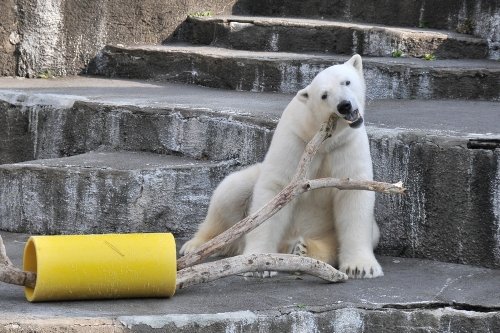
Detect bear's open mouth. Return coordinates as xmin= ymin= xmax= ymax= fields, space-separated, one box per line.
xmin=342 ymin=109 xmax=363 ymax=128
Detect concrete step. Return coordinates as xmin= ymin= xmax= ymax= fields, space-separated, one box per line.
xmin=0 ymin=77 xmax=499 ymax=269
xmin=88 ymin=44 xmax=500 ymax=100
xmin=1 ymin=231 xmax=499 ymax=333
xmin=176 ymin=16 xmax=489 ymax=59
xmin=233 ymin=0 xmax=491 ymax=30
xmin=232 ymin=0 xmax=499 ymax=59
xmin=0 ymin=151 xmax=237 ymax=237
xmin=0 ymin=82 xmax=276 ymax=165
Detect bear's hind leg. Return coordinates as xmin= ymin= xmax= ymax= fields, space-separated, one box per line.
xmin=179 ymin=164 xmax=260 ymax=256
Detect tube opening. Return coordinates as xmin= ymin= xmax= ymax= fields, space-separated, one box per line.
xmin=23 ymin=237 xmax=37 ymax=301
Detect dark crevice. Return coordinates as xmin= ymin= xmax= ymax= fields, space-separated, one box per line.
xmin=381 ymin=301 xmax=500 ymax=313
xmin=276 ymin=301 xmax=500 ymax=318
xmin=467 ymin=138 xmax=500 ymax=150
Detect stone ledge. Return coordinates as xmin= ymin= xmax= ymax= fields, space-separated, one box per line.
xmin=0 ymin=152 xmax=238 ymax=237
xmin=89 ymin=44 xmax=500 ymax=100
xmin=233 ymin=0 xmax=499 ymax=55
xmin=118 ymin=307 xmax=500 ymax=333
xmin=178 ymin=16 xmax=489 ymax=59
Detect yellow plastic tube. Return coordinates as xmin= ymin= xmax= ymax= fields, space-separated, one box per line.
xmin=23 ymin=233 xmax=176 ymax=302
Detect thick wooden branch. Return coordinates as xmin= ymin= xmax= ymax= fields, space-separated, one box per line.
xmin=0 ymin=263 xmax=37 ymax=288
xmin=291 ymin=114 xmax=338 ymax=183
xmin=0 ymin=235 xmax=36 ymax=288
xmin=177 ymin=114 xmax=406 ymax=271
xmin=177 ymin=254 xmax=347 ymax=289
xmin=177 ymin=116 xmax=339 ymax=271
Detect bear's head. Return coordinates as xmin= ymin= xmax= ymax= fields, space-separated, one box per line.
xmin=297 ymin=54 xmax=366 ymax=128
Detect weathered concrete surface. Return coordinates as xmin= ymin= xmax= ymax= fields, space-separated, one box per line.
xmin=0 ymin=231 xmax=499 ymax=333
xmin=9 ymin=0 xmax=238 ymax=77
xmin=0 ymin=0 xmax=18 ymax=76
xmin=0 ymin=77 xmax=499 ymax=268
xmin=89 ymin=44 xmax=500 ymax=100
xmin=233 ymin=0 xmax=499 ymax=59
xmin=1 ymin=77 xmax=498 ymax=136
xmin=0 ymin=151 xmax=237 ymax=237
xmin=0 ymin=85 xmax=276 ymax=165
xmin=370 ymin=129 xmax=500 ymax=269
xmin=177 ymin=16 xmax=490 ymax=59
xmin=2 ymin=0 xmax=499 ymax=78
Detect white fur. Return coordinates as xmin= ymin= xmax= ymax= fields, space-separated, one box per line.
xmin=180 ymin=55 xmax=383 ymax=278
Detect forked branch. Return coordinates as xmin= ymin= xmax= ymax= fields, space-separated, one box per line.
xmin=176 ymin=115 xmax=405 ymax=271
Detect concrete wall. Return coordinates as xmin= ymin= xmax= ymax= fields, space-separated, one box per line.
xmin=0 ymin=0 xmax=18 ymax=76
xmin=1 ymin=0 xmax=237 ymax=77
xmin=370 ymin=129 xmax=500 ymax=269
xmin=0 ymin=99 xmax=274 ymax=166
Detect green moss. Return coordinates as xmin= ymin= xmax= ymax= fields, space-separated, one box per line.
xmin=423 ymin=53 xmax=436 ymax=61
xmin=391 ymin=49 xmax=404 ymax=58
xmin=188 ymin=11 xmax=212 ymax=18
xmin=37 ymin=69 xmax=55 ymax=79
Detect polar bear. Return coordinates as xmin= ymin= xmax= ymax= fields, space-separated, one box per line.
xmin=180 ymin=54 xmax=383 ymax=278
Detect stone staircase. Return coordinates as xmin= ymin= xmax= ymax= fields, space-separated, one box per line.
xmin=0 ymin=1 xmax=499 ymax=331
xmin=179 ymin=16 xmax=490 ymax=59
xmin=88 ymin=6 xmax=499 ymax=100
xmin=1 ymin=0 xmax=499 ymax=267
xmin=85 ymin=0 xmax=499 ymax=269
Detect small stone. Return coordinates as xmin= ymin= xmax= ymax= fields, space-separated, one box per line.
xmin=9 ymin=31 xmax=20 ymax=45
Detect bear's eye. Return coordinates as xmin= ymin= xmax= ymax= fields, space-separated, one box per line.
xmin=321 ymin=93 xmax=328 ymax=100
xmin=345 ymin=80 xmax=351 ymax=86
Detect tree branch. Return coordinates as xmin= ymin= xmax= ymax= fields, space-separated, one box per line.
xmin=177 ymin=254 xmax=347 ymax=290
xmin=304 ymin=179 xmax=405 ymax=194
xmin=177 ymin=114 xmax=406 ymax=271
xmin=176 ymin=116 xmax=339 ymax=271
xmin=0 ymin=235 xmax=36 ymax=288
xmin=291 ymin=114 xmax=338 ymax=183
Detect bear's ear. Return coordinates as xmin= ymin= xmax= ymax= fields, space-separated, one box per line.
xmin=345 ymin=54 xmax=363 ymax=74
xmin=297 ymin=86 xmax=310 ymax=103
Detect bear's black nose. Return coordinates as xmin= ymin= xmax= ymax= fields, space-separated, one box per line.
xmin=337 ymin=100 xmax=352 ymax=114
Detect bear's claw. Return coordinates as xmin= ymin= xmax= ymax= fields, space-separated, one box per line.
xmin=339 ymin=258 xmax=383 ymax=279
xmin=292 ymin=238 xmax=308 ymax=257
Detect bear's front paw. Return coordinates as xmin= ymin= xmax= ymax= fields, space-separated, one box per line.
xmin=179 ymin=237 xmax=206 ymax=256
xmin=339 ymin=255 xmax=383 ymax=279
